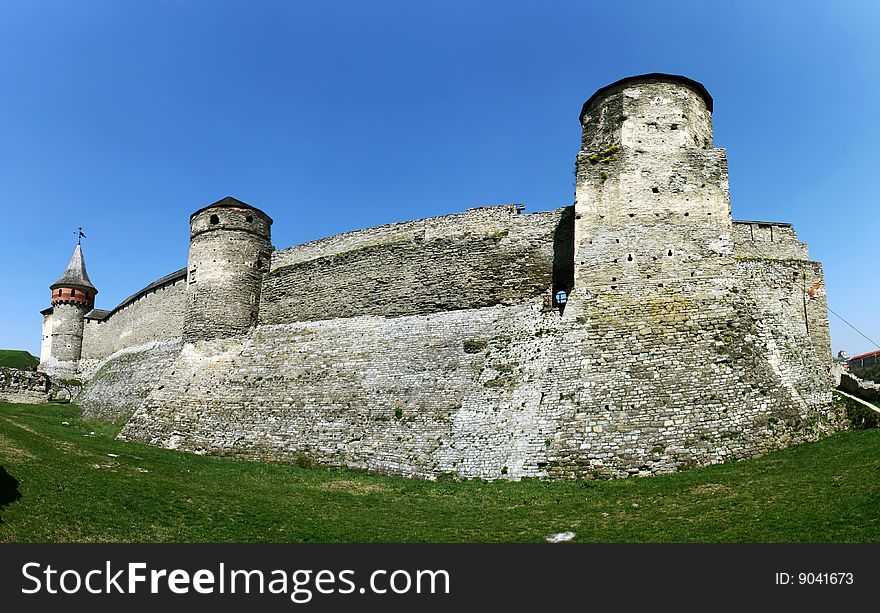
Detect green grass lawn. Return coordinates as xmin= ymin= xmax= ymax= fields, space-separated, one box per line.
xmin=0 ymin=350 xmax=39 ymax=371
xmin=1 ymin=399 xmax=878 ymax=543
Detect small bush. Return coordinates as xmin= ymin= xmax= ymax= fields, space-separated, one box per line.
xmin=463 ymin=340 xmax=488 ymax=354
xmin=851 ymin=364 xmax=880 ymax=384
xmin=294 ymin=454 xmax=314 ymax=469
xmin=835 ymin=392 xmax=880 ymax=429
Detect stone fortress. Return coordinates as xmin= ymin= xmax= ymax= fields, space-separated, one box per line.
xmin=37 ymin=74 xmax=841 ymax=480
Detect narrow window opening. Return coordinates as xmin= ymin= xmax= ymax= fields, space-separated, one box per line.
xmin=611 ymin=277 xmax=617 ymax=282
xmin=651 ymin=187 xmax=659 ymax=194
xmin=667 ymin=249 xmax=673 ymax=257
xmin=684 ymin=212 xmax=689 ymax=217
xmin=627 ymin=254 xmax=633 ymax=262
xmin=209 ymin=214 xmax=219 ymax=224
xmin=670 ymin=124 xmax=679 ymax=130
xmin=628 ymin=213 xmax=635 ymax=218
xmin=245 ymin=215 xmax=253 ymax=223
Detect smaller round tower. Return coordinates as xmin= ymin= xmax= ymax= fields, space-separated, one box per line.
xmin=183 ymin=196 xmax=273 ymax=343
xmin=40 ymin=243 xmax=97 ymax=376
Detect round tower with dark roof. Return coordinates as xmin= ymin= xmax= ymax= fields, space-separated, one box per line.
xmin=183 ymin=196 xmax=273 ymax=342
xmin=39 ymin=243 xmax=98 ymax=375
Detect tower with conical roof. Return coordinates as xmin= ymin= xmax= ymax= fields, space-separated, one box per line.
xmin=39 ymin=243 xmax=98 ymax=376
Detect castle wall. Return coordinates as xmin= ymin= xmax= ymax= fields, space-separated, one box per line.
xmin=732 ymin=221 xmax=809 ymax=260
xmin=76 ymin=340 xmax=183 ymax=422
xmin=259 ymin=206 xmax=566 ymax=324
xmin=732 ymin=221 xmax=831 ymax=365
xmin=120 ymin=282 xmax=840 ymax=480
xmin=80 ymin=275 xmax=186 ymax=365
xmin=734 ymin=257 xmax=831 ymax=366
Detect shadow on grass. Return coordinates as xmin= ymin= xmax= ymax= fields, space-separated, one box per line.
xmin=0 ymin=464 xmax=22 ymax=522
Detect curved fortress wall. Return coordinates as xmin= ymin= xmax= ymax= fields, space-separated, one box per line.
xmin=76 ymin=272 xmax=187 ymax=420
xmin=66 ymin=74 xmax=839 ymax=480
xmin=260 ymin=206 xmax=569 ymax=323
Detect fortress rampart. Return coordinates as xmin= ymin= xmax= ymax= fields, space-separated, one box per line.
xmin=38 ymin=74 xmax=842 ymax=480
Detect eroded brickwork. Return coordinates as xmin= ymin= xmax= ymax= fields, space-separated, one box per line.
xmin=0 ymin=367 xmax=49 ymax=404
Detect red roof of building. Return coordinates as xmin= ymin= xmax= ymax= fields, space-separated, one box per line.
xmin=850 ymin=349 xmax=880 ymax=361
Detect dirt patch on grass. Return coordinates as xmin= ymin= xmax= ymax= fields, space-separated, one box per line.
xmin=2 ymin=418 xmax=39 ymax=435
xmin=689 ymin=483 xmax=732 ymax=495
xmin=317 ymin=480 xmax=389 ymax=495
xmin=0 ymin=432 xmax=36 ymax=460
xmin=1 ymin=416 xmax=90 ymax=457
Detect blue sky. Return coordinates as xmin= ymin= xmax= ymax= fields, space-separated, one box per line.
xmin=1 ymin=1 xmax=877 ymax=357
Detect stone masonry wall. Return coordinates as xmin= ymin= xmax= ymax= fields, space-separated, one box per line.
xmin=77 ymin=340 xmax=182 ymax=422
xmin=120 ymin=279 xmax=840 ymax=480
xmin=80 ymin=275 xmax=186 ymax=364
xmin=839 ymin=372 xmax=880 ymax=404
xmin=44 ymin=303 xmax=89 ymax=377
xmin=732 ymin=222 xmax=831 ymax=365
xmin=0 ymin=367 xmax=49 ymax=404
xmin=732 ymin=222 xmax=809 ymax=260
xmin=259 ymin=206 xmax=565 ymax=323
xmin=271 ymin=205 xmax=527 ymax=268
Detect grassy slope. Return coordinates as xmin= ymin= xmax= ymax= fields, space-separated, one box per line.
xmin=0 ymin=350 xmax=39 ymax=371
xmin=0 ymin=398 xmax=878 ymax=543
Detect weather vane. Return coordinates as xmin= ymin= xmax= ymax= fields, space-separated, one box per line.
xmin=76 ymin=227 xmax=86 ymax=245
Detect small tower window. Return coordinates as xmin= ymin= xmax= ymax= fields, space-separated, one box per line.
xmin=554 ymin=289 xmax=568 ymax=306
xmin=245 ymin=215 xmax=253 ymax=223
xmin=210 ymin=214 xmax=220 ymax=224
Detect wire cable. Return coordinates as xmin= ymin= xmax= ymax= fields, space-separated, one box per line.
xmin=827 ymin=305 xmax=880 ymax=351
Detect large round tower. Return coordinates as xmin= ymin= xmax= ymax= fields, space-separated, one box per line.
xmin=40 ymin=243 xmax=98 ymax=376
xmin=571 ymin=73 xmax=733 ymax=303
xmin=183 ymin=196 xmax=273 ymax=343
